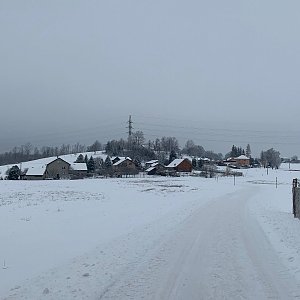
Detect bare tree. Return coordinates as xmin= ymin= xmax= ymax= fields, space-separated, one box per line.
xmin=182 ymin=140 xmax=205 ymax=157
xmin=132 ymin=131 xmax=145 ymax=146
xmin=23 ymin=142 xmax=33 ymax=157
xmin=161 ymin=137 xmax=179 ymax=153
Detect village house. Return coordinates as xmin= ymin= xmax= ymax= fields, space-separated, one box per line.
xmin=25 ymin=165 xmax=47 ymax=180
xmin=145 ymin=160 xmax=159 ymax=169
xmin=225 ymin=157 xmax=237 ymax=166
xmin=111 ymin=156 xmax=121 ymax=164
xmin=166 ymin=158 xmax=192 ymax=173
xmin=234 ymin=155 xmax=250 ymax=167
xmin=44 ymin=158 xmax=70 ymax=179
xmin=69 ymin=163 xmax=88 ymax=179
xmin=145 ymin=162 xmax=165 ymax=175
xmin=224 ymin=155 xmax=250 ymax=168
xmin=24 ymin=157 xmax=88 ymax=180
xmin=225 ymin=155 xmax=250 ymax=168
xmin=112 ymin=157 xmax=138 ymax=177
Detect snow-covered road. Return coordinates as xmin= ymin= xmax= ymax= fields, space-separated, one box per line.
xmin=1 ymin=167 xmax=300 ymax=299
xmin=100 ymin=186 xmax=300 ymax=299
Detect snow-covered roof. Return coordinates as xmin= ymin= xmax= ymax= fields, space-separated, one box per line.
xmin=200 ymin=158 xmax=211 ymax=161
xmin=226 ymin=157 xmax=236 ymax=162
xmin=182 ymin=155 xmax=193 ymax=161
xmin=46 ymin=157 xmax=70 ymax=166
xmin=146 ymin=162 xmax=163 ymax=172
xmin=235 ymin=155 xmax=249 ymax=160
xmin=151 ymin=162 xmax=159 ymax=167
xmin=26 ymin=165 xmax=46 ymax=176
xmin=145 ymin=166 xmax=156 ymax=173
xmin=146 ymin=160 xmax=158 ymax=165
xmin=113 ymin=157 xmax=132 ymax=166
xmin=166 ymin=158 xmax=187 ymax=168
xmin=70 ymin=163 xmax=87 ymax=171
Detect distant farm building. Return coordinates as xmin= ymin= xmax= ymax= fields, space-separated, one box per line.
xmin=25 ymin=165 xmax=47 ymax=180
xmin=45 ymin=158 xmax=70 ymax=179
xmin=166 ymin=158 xmax=192 ymax=173
xmin=145 ymin=160 xmax=159 ymax=169
xmin=234 ymin=155 xmax=250 ymax=167
xmin=145 ymin=163 xmax=165 ymax=175
xmin=69 ymin=163 xmax=88 ymax=179
xmin=226 ymin=155 xmax=250 ymax=168
xmin=112 ymin=157 xmax=138 ymax=177
xmin=24 ymin=157 xmax=88 ymax=180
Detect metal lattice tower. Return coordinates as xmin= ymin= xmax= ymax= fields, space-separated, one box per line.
xmin=127 ymin=115 xmax=133 ymax=139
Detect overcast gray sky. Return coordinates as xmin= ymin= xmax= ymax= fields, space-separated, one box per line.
xmin=1 ymin=0 xmax=300 ymax=157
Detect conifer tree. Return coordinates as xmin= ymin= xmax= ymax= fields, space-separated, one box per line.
xmin=75 ymin=154 xmax=84 ymax=163
xmin=87 ymin=156 xmax=95 ymax=173
xmin=246 ymin=144 xmax=251 ymax=157
xmin=8 ymin=165 xmax=20 ymax=180
xmin=104 ymin=156 xmax=112 ymax=169
xmin=192 ymin=158 xmax=197 ymax=169
xmin=168 ymin=150 xmax=177 ymax=163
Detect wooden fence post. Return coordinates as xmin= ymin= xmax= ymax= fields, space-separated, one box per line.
xmin=292 ymin=178 xmax=298 ymax=218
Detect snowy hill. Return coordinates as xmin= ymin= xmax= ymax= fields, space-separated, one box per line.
xmin=0 ymin=151 xmax=108 ymax=178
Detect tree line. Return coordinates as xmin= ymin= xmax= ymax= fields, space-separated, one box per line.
xmin=0 ymin=131 xmax=285 ymax=170
xmin=0 ymin=140 xmax=103 ymax=166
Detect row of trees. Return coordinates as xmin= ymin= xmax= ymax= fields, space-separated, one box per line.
xmin=225 ymin=144 xmax=251 ymax=159
xmin=0 ymin=129 xmax=287 ymax=170
xmin=0 ymin=141 xmax=104 ymax=166
xmin=78 ymin=143 xmax=282 ymax=173
xmin=224 ymin=144 xmax=280 ymax=168
xmin=74 ymin=154 xmax=142 ymax=177
xmin=105 ymin=136 xmax=223 ymax=165
xmin=105 ymin=136 xmax=180 ymax=156
xmin=181 ymin=140 xmax=223 ymax=161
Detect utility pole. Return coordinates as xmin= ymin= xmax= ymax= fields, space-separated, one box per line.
xmin=127 ymin=115 xmax=134 ymax=150
xmin=127 ymin=115 xmax=133 ymax=139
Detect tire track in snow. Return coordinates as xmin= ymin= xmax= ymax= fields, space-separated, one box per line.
xmin=102 ymin=186 xmax=300 ymax=299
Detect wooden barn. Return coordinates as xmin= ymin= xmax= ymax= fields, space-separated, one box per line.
xmin=44 ymin=158 xmax=71 ymax=179
xmin=145 ymin=163 xmax=165 ymax=175
xmin=166 ymin=158 xmax=192 ymax=173
xmin=112 ymin=157 xmax=138 ymax=177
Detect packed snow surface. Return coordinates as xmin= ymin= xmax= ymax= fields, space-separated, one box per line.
xmin=1 ymin=164 xmax=300 ymax=299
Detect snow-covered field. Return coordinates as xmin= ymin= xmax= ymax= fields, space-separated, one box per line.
xmin=1 ymin=164 xmax=300 ymax=299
